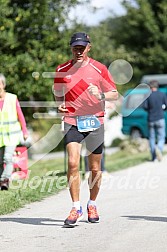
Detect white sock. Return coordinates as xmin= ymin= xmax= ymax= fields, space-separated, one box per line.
xmin=72 ymin=201 xmax=80 ymax=210
xmin=88 ymin=200 xmax=96 ymax=206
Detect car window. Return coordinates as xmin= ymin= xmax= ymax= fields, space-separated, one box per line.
xmin=125 ymin=94 xmax=146 ymax=109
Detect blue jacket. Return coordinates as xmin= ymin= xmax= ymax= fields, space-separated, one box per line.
xmin=143 ymin=90 xmax=167 ymax=122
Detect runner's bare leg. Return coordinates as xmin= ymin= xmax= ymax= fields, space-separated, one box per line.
xmin=66 ymin=142 xmax=82 ymax=202
xmin=88 ymin=153 xmax=102 ymax=200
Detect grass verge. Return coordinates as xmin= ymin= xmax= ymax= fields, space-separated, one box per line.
xmin=0 ymin=149 xmax=150 ymax=215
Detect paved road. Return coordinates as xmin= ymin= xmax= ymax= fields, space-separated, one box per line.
xmin=0 ymin=156 xmax=167 ymax=252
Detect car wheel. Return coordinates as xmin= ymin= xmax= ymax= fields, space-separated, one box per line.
xmin=131 ymin=129 xmax=142 ymax=139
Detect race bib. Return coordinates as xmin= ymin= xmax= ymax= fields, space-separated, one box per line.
xmin=77 ymin=115 xmax=101 ymax=132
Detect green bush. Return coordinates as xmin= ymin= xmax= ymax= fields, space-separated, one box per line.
xmin=111 ymin=137 xmax=123 ymax=147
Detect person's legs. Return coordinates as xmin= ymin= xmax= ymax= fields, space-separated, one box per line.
xmin=66 ymin=142 xmax=82 ymax=202
xmin=84 ymin=149 xmax=105 ymax=175
xmin=1 ymin=145 xmax=16 ymax=180
xmin=63 ymin=142 xmax=83 ymax=226
xmin=63 ymin=123 xmax=85 ymax=226
xmin=156 ymin=119 xmax=165 ymax=152
xmin=88 ymin=153 xmax=102 ymax=201
xmin=86 ymin=152 xmax=102 ymax=223
xmin=64 ymin=123 xmax=104 ymax=224
xmin=85 ymin=125 xmax=104 ymax=198
xmin=155 ymin=119 xmax=165 ymax=161
xmin=0 ymin=147 xmax=5 ymax=178
xmin=0 ymin=145 xmax=16 ymax=190
xmin=148 ymin=122 xmax=156 ymax=161
xmin=85 ymin=125 xmax=104 ymax=223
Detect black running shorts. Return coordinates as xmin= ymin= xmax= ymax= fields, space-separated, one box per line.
xmin=64 ymin=123 xmax=104 ymax=154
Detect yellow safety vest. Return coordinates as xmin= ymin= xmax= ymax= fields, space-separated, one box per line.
xmin=0 ymin=93 xmax=21 ymax=147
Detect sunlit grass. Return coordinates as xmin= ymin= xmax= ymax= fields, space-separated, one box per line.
xmin=105 ymin=150 xmax=150 ymax=172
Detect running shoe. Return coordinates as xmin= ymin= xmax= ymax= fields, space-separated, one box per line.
xmin=0 ymin=178 xmax=9 ymax=191
xmin=87 ymin=205 xmax=99 ymax=223
xmin=64 ymin=206 xmax=83 ymax=226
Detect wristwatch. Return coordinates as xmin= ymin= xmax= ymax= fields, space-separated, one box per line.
xmin=99 ymin=92 xmax=105 ymax=100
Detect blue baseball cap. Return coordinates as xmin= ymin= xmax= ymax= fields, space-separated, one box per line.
xmin=70 ymin=32 xmax=90 ymax=47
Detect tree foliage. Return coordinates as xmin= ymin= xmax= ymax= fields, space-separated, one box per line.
xmin=109 ymin=0 xmax=167 ymax=77
xmin=0 ymin=0 xmax=85 ymax=103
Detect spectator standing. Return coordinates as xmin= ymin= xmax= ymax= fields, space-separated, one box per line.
xmin=0 ymin=74 xmax=28 ymax=190
xmin=143 ymin=80 xmax=167 ymax=161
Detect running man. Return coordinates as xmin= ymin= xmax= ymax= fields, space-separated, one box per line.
xmin=54 ymin=32 xmax=118 ymax=226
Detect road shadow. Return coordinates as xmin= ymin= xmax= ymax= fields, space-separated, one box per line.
xmin=122 ymin=215 xmax=167 ymax=223
xmin=0 ymin=217 xmax=65 ymax=227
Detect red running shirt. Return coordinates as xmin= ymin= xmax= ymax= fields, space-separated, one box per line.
xmin=54 ymin=58 xmax=116 ymax=125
